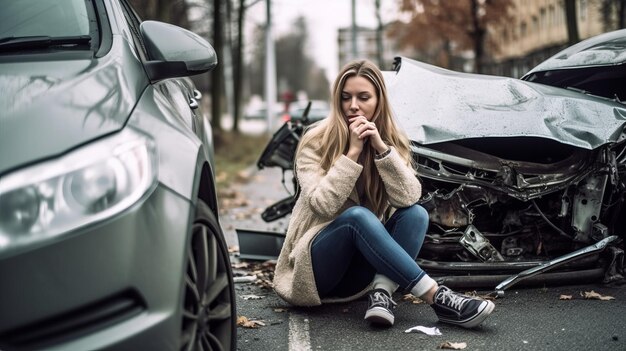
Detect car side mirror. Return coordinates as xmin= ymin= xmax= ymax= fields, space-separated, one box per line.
xmin=140 ymin=20 xmax=218 ymax=82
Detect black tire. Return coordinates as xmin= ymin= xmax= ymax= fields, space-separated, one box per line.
xmin=180 ymin=199 xmax=236 ymax=351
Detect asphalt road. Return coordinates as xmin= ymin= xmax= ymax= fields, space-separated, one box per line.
xmin=221 ymin=159 xmax=626 ymax=351
xmin=235 ymin=280 xmax=625 ymax=351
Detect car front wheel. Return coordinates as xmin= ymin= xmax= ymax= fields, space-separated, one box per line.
xmin=180 ymin=199 xmax=236 ymax=351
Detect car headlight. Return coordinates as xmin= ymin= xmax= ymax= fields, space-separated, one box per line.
xmin=0 ymin=129 xmax=157 ymax=255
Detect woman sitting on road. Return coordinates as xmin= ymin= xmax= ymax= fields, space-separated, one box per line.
xmin=272 ymin=59 xmax=495 ymax=328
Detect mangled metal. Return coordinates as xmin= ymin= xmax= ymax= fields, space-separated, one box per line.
xmin=251 ymin=56 xmax=626 ymax=290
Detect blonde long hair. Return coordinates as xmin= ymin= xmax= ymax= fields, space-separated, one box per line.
xmin=297 ymin=60 xmax=413 ymax=217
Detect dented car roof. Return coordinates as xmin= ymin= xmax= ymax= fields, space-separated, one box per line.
xmin=384 ymin=57 xmax=626 ymax=149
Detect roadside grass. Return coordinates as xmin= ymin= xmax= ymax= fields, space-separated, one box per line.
xmin=213 ymin=130 xmax=269 ymax=190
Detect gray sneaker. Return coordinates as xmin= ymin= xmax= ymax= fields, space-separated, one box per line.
xmin=431 ymin=286 xmax=495 ymax=328
xmin=364 ymin=289 xmax=397 ymax=326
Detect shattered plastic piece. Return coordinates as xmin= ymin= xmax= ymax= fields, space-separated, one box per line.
xmin=439 ymin=341 xmax=467 ymax=349
xmin=559 ymin=294 xmax=573 ymax=300
xmin=404 ymin=326 xmax=442 ymax=336
xmin=241 ymin=294 xmax=264 ymax=300
xmin=234 ymin=275 xmax=257 ymax=283
xmin=582 ymin=290 xmax=615 ymax=301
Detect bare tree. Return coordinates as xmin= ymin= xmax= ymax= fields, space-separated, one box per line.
xmin=390 ymin=0 xmax=514 ymax=73
xmin=210 ymin=0 xmax=224 ymax=135
xmin=232 ymin=0 xmax=246 ymax=133
xmin=247 ymin=17 xmax=330 ymax=101
xmin=564 ymin=0 xmax=580 ymax=45
xmin=129 ymin=0 xmax=189 ymax=27
xmin=375 ymin=0 xmax=384 ymax=68
xmin=600 ymin=0 xmax=626 ymax=30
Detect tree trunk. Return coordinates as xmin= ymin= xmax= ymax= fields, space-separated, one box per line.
xmin=375 ymin=0 xmax=384 ymax=68
xmin=212 ymin=0 xmax=224 ymax=132
xmin=470 ymin=0 xmax=485 ymax=73
xmin=233 ymin=0 xmax=245 ymax=133
xmin=565 ymin=0 xmax=580 ymax=45
xmin=617 ymin=0 xmax=626 ymax=28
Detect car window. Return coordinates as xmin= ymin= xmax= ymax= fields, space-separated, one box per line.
xmin=0 ymin=0 xmax=99 ymax=56
xmin=0 ymin=0 xmax=90 ymax=38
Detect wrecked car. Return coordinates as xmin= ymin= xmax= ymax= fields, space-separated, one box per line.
xmin=253 ymin=30 xmax=625 ymax=291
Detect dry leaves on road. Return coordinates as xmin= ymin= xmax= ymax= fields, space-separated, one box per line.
xmin=218 ymin=188 xmax=250 ymax=210
xmin=439 ymin=341 xmax=467 ymax=350
xmin=237 ymin=316 xmax=266 ymax=328
xmin=402 ymin=294 xmax=424 ymax=304
xmin=558 ymin=290 xmax=615 ymax=301
xmin=232 ymin=260 xmax=276 ymax=290
xmin=582 ymin=290 xmax=615 ymax=301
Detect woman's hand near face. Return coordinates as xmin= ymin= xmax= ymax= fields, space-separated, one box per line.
xmin=346 ymin=115 xmax=367 ymax=161
xmin=349 ymin=116 xmax=388 ymax=156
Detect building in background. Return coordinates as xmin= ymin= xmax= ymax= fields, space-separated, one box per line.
xmin=485 ymin=0 xmax=607 ymax=77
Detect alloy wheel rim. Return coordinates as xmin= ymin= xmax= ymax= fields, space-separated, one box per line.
xmin=181 ymin=221 xmax=233 ymax=351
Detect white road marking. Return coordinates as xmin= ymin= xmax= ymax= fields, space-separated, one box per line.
xmin=288 ymin=313 xmax=312 ymax=351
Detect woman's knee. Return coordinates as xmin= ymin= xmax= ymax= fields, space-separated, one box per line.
xmin=336 ymin=206 xmax=387 ymax=239
xmin=399 ymin=204 xmax=429 ymax=224
xmin=340 ymin=206 xmax=378 ymax=224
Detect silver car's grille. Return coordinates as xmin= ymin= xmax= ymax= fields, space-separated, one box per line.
xmin=0 ymin=290 xmax=145 ymax=349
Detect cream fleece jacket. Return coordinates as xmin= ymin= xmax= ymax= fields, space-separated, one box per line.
xmin=273 ymin=138 xmax=422 ymax=306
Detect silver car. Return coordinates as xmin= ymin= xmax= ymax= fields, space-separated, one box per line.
xmin=0 ymin=0 xmax=235 ymax=350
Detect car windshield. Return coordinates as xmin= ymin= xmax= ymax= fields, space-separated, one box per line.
xmin=0 ymin=0 xmax=92 ymax=51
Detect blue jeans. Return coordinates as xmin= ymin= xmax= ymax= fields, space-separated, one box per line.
xmin=311 ymin=204 xmax=429 ymax=298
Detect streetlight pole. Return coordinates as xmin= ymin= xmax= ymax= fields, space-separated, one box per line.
xmin=265 ymin=0 xmax=277 ymax=133
xmin=351 ymin=0 xmax=357 ymax=60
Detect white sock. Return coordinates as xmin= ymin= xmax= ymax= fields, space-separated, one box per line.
xmin=372 ymin=274 xmax=399 ymax=296
xmin=410 ymin=274 xmax=437 ymax=299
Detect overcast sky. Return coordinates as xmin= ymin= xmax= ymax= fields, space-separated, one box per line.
xmin=245 ymin=0 xmax=399 ymax=82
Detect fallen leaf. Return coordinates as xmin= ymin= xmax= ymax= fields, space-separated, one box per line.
xmin=235 ymin=170 xmax=252 ymax=182
xmin=231 ymin=262 xmax=249 ymax=269
xmin=582 ymin=290 xmax=615 ymax=301
xmin=236 ymin=316 xmax=266 ymax=328
xmin=215 ymin=172 xmax=227 ymax=183
xmin=439 ymin=341 xmax=467 ymax=350
xmin=241 ymin=294 xmax=264 ymax=300
xmin=402 ymin=294 xmax=424 ymax=304
xmin=559 ymin=294 xmax=573 ymax=300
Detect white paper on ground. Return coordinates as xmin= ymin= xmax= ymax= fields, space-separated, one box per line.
xmin=404 ymin=326 xmax=442 ymax=336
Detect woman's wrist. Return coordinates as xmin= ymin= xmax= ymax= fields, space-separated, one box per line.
xmin=375 ymin=147 xmax=391 ymax=159
xmin=346 ymin=148 xmax=361 ymax=162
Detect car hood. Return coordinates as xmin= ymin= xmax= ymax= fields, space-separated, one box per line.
xmin=385 ymin=57 xmax=626 ymax=149
xmin=0 ymin=41 xmax=147 ymax=175
xmin=523 ymin=29 xmax=626 ymax=76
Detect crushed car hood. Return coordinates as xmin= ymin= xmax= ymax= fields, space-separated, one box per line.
xmin=0 ymin=41 xmax=147 ymax=175
xmin=384 ymin=57 xmax=626 ymax=149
